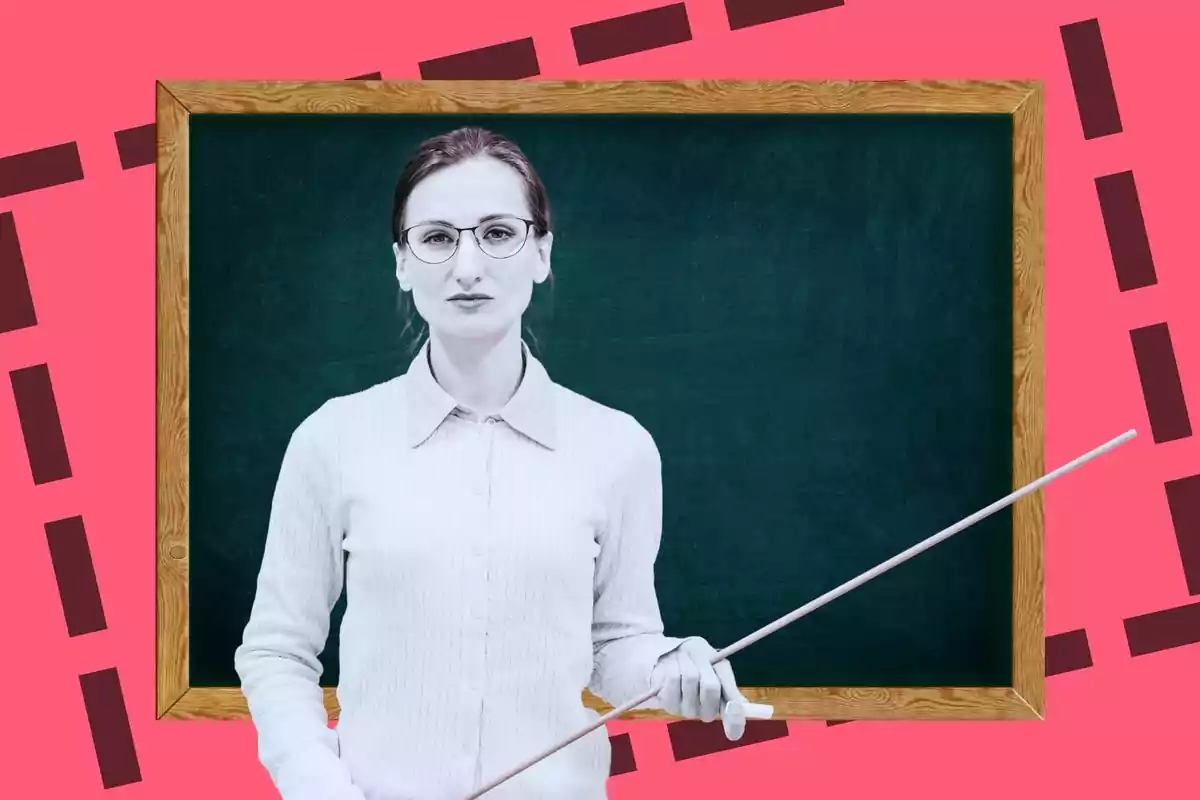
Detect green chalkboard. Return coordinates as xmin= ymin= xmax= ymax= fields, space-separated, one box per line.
xmin=188 ymin=112 xmax=1014 ymax=691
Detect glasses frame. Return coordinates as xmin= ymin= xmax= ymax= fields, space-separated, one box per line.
xmin=401 ymin=216 xmax=537 ymax=265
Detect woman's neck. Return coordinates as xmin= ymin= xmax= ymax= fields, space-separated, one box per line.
xmin=427 ymin=327 xmax=525 ymax=417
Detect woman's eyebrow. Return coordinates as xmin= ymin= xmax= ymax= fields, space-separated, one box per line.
xmin=410 ymin=212 xmax=523 ymax=228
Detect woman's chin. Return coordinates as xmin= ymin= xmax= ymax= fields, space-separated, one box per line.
xmin=431 ymin=314 xmax=516 ymax=342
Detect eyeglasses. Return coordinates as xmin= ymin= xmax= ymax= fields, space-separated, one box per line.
xmin=401 ymin=216 xmax=535 ymax=265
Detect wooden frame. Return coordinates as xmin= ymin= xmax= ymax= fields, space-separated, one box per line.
xmin=156 ymin=80 xmax=1045 ymax=721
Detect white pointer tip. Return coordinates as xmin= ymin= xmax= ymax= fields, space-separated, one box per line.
xmin=723 ymin=700 xmax=774 ymax=720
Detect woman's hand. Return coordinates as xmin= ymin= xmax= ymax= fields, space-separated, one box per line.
xmin=650 ymin=637 xmax=749 ymax=741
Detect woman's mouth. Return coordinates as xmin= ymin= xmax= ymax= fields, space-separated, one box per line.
xmin=447 ymin=294 xmax=493 ymax=310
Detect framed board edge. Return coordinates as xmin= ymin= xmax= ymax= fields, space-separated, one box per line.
xmin=155 ymin=79 xmax=1047 ymax=722
xmin=162 ymin=686 xmax=1040 ymax=722
xmin=157 ymin=80 xmax=191 ymax=720
xmin=1008 ymin=84 xmax=1047 ymax=720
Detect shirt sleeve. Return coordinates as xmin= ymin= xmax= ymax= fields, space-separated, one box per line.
xmin=234 ymin=410 xmax=365 ymax=800
xmin=588 ymin=421 xmax=687 ymax=709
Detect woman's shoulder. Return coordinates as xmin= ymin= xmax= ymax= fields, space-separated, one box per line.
xmin=551 ymin=383 xmax=658 ymax=457
xmin=289 ymin=376 xmax=406 ymax=446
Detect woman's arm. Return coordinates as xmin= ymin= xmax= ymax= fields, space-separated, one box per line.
xmin=588 ymin=421 xmax=687 ymax=708
xmin=234 ymin=411 xmax=364 ymax=800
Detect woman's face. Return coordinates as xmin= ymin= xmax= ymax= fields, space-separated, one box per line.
xmin=393 ymin=156 xmax=552 ymax=345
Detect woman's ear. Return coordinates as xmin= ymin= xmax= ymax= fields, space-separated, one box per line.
xmin=533 ymin=231 xmax=553 ymax=285
xmin=393 ymin=241 xmax=412 ymax=292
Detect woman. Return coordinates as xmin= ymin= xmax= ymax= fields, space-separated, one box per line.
xmin=235 ymin=127 xmax=749 ymax=800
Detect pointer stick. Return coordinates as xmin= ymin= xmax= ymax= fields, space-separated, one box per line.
xmin=466 ymin=429 xmax=1138 ymax=799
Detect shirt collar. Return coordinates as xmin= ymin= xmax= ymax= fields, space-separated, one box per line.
xmin=404 ymin=339 xmax=558 ymax=450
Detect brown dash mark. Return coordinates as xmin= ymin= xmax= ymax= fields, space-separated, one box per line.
xmin=724 ymin=0 xmax=844 ymax=32
xmin=0 ymin=212 xmax=38 ymax=333
xmin=0 ymin=142 xmax=84 ymax=199
xmin=1060 ymin=18 xmax=1123 ymax=139
xmin=608 ymin=733 xmax=637 ymax=776
xmin=1095 ymin=171 xmax=1156 ymax=291
xmin=10 ymin=363 xmax=73 ymax=484
xmin=1129 ymin=323 xmax=1192 ymax=444
xmin=1125 ymin=601 xmax=1200 ymax=657
xmin=419 ymin=38 xmax=540 ymax=80
xmin=114 ymin=125 xmax=156 ymax=170
xmin=572 ymin=4 xmax=693 ymax=66
xmin=1045 ymin=628 xmax=1093 ymax=676
xmin=667 ymin=719 xmax=789 ymax=760
xmin=1165 ymin=475 xmax=1200 ymax=596
xmin=79 ymin=668 xmax=142 ymax=788
xmin=45 ymin=516 xmax=108 ymax=636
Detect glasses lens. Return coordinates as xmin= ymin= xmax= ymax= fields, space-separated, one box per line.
xmin=476 ymin=218 xmax=529 ymax=259
xmin=406 ymin=218 xmax=530 ymax=263
xmin=408 ymin=225 xmax=458 ymax=263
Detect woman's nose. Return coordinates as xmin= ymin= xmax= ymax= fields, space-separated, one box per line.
xmin=451 ymin=232 xmax=485 ymax=278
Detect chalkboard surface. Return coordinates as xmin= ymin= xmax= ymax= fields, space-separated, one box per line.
xmin=188 ymin=112 xmax=1014 ymax=691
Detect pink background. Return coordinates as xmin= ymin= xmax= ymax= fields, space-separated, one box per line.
xmin=2 ymin=0 xmax=1198 ymax=797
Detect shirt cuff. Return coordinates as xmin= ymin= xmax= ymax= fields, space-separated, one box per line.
xmin=594 ymin=633 xmax=693 ymax=709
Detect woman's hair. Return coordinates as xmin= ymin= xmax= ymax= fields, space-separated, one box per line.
xmin=391 ymin=126 xmax=551 ymax=244
xmin=390 ymin=126 xmax=554 ymax=354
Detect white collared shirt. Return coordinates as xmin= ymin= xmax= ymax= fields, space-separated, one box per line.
xmin=235 ymin=343 xmax=684 ymax=800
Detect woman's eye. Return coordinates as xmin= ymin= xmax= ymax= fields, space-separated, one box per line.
xmin=423 ymin=232 xmax=452 ymax=245
xmin=483 ymin=227 xmax=515 ymax=241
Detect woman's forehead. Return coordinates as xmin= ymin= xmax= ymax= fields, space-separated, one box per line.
xmin=405 ymin=157 xmax=530 ymax=225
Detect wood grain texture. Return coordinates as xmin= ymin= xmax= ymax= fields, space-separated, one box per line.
xmin=164 ymin=686 xmax=1038 ymax=721
xmin=162 ymin=79 xmax=1036 ymax=116
xmin=156 ymin=82 xmax=191 ymax=719
xmin=594 ymin=687 xmax=1039 ymax=720
xmin=1009 ymin=85 xmax=1047 ymax=720
xmin=155 ymin=79 xmax=1046 ymax=723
